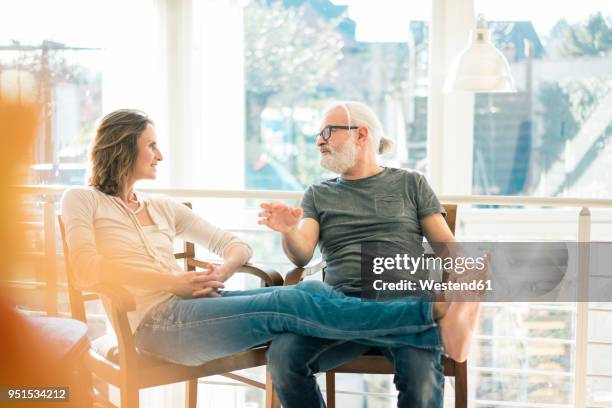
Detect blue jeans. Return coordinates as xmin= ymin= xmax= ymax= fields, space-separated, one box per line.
xmin=266 ymin=335 xmax=444 ymax=407
xmin=134 ymin=281 xmax=442 ymax=367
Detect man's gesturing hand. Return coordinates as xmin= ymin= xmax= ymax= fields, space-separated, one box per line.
xmin=258 ymin=202 xmax=302 ymax=233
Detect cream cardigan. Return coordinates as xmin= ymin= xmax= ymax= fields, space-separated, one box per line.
xmin=61 ymin=186 xmax=252 ymax=332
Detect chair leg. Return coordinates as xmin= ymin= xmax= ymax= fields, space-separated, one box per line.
xmin=265 ymin=369 xmax=281 ymax=408
xmin=93 ymin=378 xmax=110 ymax=400
xmin=325 ymin=371 xmax=336 ymax=408
xmin=185 ymin=379 xmax=198 ymax=408
xmin=454 ymin=361 xmax=468 ymax=408
xmin=75 ymin=358 xmax=94 ymax=407
xmin=120 ymin=383 xmax=139 ymax=408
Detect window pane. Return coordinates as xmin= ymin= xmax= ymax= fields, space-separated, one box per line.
xmin=0 ymin=1 xmax=104 ymax=185
xmin=243 ymin=0 xmax=431 ymax=190
xmin=1 ymin=2 xmax=104 ymax=303
xmin=472 ymin=2 xmax=612 ymax=198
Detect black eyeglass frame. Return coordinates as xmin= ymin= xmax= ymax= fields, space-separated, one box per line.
xmin=318 ymin=125 xmax=359 ymax=141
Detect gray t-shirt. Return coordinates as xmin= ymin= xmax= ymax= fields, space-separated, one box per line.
xmin=301 ymin=167 xmax=445 ymax=294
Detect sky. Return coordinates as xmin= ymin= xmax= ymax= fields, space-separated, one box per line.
xmin=0 ymin=0 xmax=609 ymax=46
xmin=331 ymin=0 xmax=610 ymax=41
xmin=0 ymin=0 xmax=141 ymax=47
xmin=474 ymin=0 xmax=610 ymax=34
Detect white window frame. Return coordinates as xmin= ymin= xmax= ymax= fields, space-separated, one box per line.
xmin=428 ymin=0 xmax=475 ymax=195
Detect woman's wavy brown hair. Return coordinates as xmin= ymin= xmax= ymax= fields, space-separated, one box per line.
xmin=87 ymin=109 xmax=153 ymax=196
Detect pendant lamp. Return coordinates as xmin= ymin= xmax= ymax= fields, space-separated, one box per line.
xmin=444 ymin=14 xmax=517 ymax=93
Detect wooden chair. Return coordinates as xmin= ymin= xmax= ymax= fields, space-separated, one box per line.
xmin=278 ymin=204 xmax=468 ymax=408
xmin=59 ymin=203 xmax=284 ymax=408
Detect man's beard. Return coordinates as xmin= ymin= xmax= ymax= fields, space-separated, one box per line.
xmin=320 ymin=138 xmax=358 ymax=175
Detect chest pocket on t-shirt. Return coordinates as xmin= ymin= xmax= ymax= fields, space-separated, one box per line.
xmin=375 ymin=194 xmax=404 ymax=218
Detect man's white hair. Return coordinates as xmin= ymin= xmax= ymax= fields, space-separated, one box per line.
xmin=322 ymin=101 xmax=394 ymax=155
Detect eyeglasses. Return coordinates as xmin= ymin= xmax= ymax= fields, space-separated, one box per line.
xmin=318 ymin=125 xmax=358 ymax=141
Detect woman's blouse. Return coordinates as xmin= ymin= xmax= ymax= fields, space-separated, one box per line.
xmin=61 ymin=186 xmax=252 ymax=332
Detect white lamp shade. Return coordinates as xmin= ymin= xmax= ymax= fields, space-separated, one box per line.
xmin=444 ymin=17 xmax=517 ymax=93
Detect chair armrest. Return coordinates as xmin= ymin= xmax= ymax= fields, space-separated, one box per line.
xmin=285 ymin=258 xmax=326 ymax=286
xmin=188 ymin=258 xmax=284 ymax=287
xmin=238 ymin=263 xmax=284 ymax=287
xmin=186 ymin=257 xmax=213 ymax=270
xmin=90 ymin=283 xmax=136 ymax=312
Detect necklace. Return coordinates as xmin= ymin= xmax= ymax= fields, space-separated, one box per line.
xmin=126 ymin=192 xmax=144 ymax=214
xmin=132 ymin=199 xmax=144 ymax=214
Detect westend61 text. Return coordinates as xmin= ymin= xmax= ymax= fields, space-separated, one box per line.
xmin=372 ymin=279 xmax=493 ymax=292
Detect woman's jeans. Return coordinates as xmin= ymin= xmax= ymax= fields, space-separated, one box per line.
xmin=134 ymin=280 xmax=442 ymax=366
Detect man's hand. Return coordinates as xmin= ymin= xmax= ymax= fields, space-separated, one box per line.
xmin=259 ymin=202 xmax=319 ymax=266
xmin=258 ymin=202 xmax=303 ymax=233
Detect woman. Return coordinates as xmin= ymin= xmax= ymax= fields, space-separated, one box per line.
xmin=61 ymin=109 xmax=474 ymax=366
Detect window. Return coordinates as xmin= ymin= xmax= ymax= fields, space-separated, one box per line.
xmin=7 ymin=1 xmax=611 ymax=406
xmin=0 ymin=0 xmax=105 ymax=185
xmin=243 ymin=0 xmax=432 ymax=191
xmin=471 ymin=1 xmax=612 ymax=198
xmin=470 ymin=2 xmax=612 ymax=406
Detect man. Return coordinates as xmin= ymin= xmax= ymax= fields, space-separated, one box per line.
xmin=259 ymin=101 xmax=478 ymax=407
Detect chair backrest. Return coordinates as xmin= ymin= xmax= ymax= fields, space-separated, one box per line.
xmin=442 ymin=203 xmax=457 ymax=235
xmin=58 ymin=202 xmax=195 ymax=323
xmin=58 ymin=215 xmax=89 ymax=323
xmin=440 ymin=203 xmax=457 ymax=284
